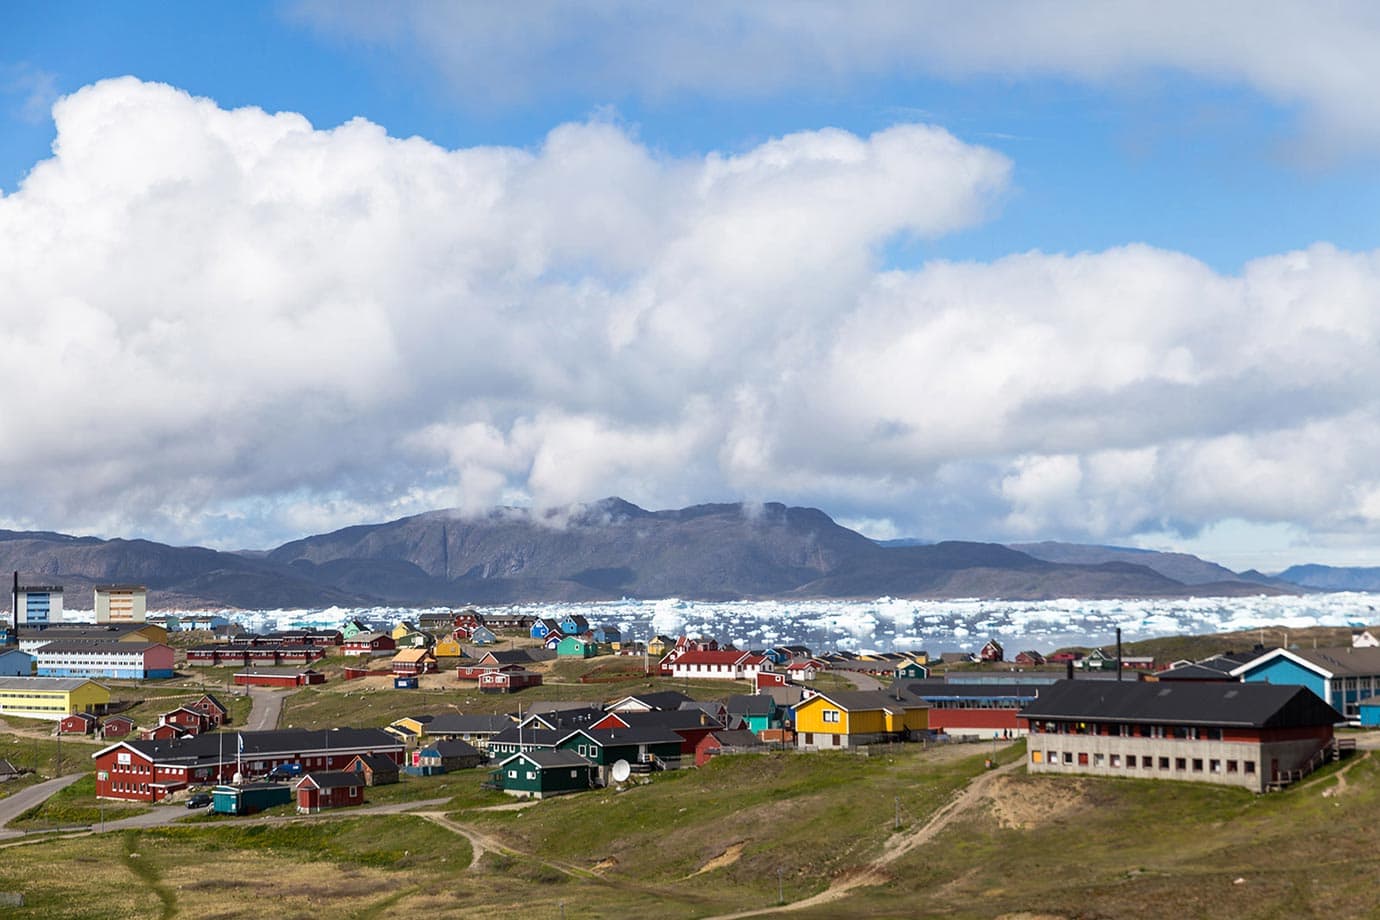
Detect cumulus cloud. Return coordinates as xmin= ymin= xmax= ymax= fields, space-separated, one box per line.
xmin=4 ymin=77 xmax=1380 ymax=558
xmin=292 ymin=1 xmax=1380 ymax=155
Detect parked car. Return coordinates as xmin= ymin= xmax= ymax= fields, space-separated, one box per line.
xmin=185 ymin=793 xmax=212 ymax=809
xmin=266 ymin=763 xmax=303 ymax=781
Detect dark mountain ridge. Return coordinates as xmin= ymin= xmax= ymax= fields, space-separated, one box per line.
xmin=0 ymin=499 xmax=1296 ymax=609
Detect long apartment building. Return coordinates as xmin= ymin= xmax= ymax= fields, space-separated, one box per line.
xmin=35 ymin=641 xmax=175 ymax=680
xmin=92 ymin=728 xmax=405 ymax=802
xmin=0 ymin=676 xmax=111 ymax=720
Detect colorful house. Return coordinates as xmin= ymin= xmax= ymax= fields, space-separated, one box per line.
xmin=395 ymin=631 xmax=434 ymax=650
xmin=494 ymin=750 xmax=596 ymax=798
xmin=433 ymin=636 xmax=464 ymax=658
xmin=391 ymin=622 xmax=420 ymax=641
xmin=647 ymin=635 xmax=674 ymax=657
xmin=391 ymin=648 xmax=439 ymax=675
xmin=469 ymin=626 xmax=497 ymax=646
xmin=695 ymin=729 xmax=770 ymax=767
xmin=1231 ymin=646 xmax=1380 ymax=720
xmin=0 ymin=648 xmax=34 ymax=677
xmin=979 ymin=639 xmax=1004 ymax=662
xmin=346 ymin=752 xmax=401 ymax=786
xmin=557 ymin=636 xmax=597 ymax=658
xmin=295 ymin=771 xmax=366 ymax=813
xmin=726 ymin=694 xmax=779 ymax=734
xmin=530 ymin=618 xmax=562 ymax=640
xmin=894 ymin=660 xmax=928 ymax=680
xmin=792 ymin=690 xmax=929 ymax=750
xmin=211 ymin=782 xmax=292 ymax=815
xmin=342 ymin=633 xmax=396 ymax=655
xmin=557 ymin=727 xmax=683 ymax=783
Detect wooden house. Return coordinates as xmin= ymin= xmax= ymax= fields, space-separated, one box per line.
xmin=295 ymin=771 xmax=366 ymax=813
xmin=345 ymin=752 xmax=401 ymax=786
xmin=100 ymin=714 xmax=136 ymax=739
xmin=391 ymin=648 xmax=439 ymax=675
xmin=557 ymin=727 xmax=682 ymax=784
xmin=979 ymin=639 xmax=1005 ymax=662
xmin=529 ymin=618 xmax=562 ymax=640
xmin=1014 ymin=650 xmax=1046 ymax=667
xmin=160 ymin=706 xmax=209 ymax=735
xmin=433 ymin=636 xmax=464 ymax=658
xmin=391 ymin=622 xmax=420 ymax=641
xmin=58 ymin=711 xmax=98 ymax=735
xmin=395 ymin=631 xmax=434 ymax=650
xmin=190 ymin=694 xmax=230 ymax=727
xmin=695 ymin=729 xmax=770 ymax=767
xmin=893 ymin=660 xmax=927 ymax=680
xmin=342 ymin=632 xmax=396 ymax=655
xmin=468 ymin=626 xmax=497 ymax=646
xmin=234 ymin=668 xmax=326 ymax=688
xmin=494 ymin=750 xmax=595 ymax=799
xmin=340 ymin=619 xmax=370 ymax=639
xmin=479 ymin=669 xmax=542 ymax=693
xmin=409 ymin=739 xmax=483 ymax=774
xmin=793 ymin=690 xmax=928 ymax=750
xmin=556 ymin=636 xmax=596 ymax=658
xmin=646 ymin=635 xmax=674 ymax=657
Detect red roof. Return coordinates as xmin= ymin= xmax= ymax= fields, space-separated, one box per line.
xmin=671 ymin=650 xmax=751 ymax=666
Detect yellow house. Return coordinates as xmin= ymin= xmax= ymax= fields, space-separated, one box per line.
xmin=0 ymin=677 xmax=111 ymax=720
xmin=391 ymin=622 xmax=420 ymax=641
xmin=647 ymin=635 xmax=674 ymax=657
xmin=386 ymin=715 xmax=429 ymax=743
xmin=433 ymin=636 xmax=464 ymax=658
xmin=793 ymin=690 xmax=928 ymax=751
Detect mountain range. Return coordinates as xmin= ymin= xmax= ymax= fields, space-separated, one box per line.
xmin=0 ymin=497 xmax=1361 ymax=610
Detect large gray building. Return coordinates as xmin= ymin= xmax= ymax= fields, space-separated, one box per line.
xmin=1019 ymin=680 xmax=1342 ymax=793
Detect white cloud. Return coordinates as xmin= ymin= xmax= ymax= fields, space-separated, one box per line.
xmin=292 ymin=1 xmax=1380 ymax=155
xmin=6 ymin=77 xmax=1380 ymax=561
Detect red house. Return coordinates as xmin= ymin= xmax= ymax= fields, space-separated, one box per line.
xmin=979 ymin=639 xmax=1005 ymax=662
xmin=100 ymin=715 xmax=136 ymax=739
xmin=756 ymin=671 xmax=788 ymax=689
xmin=478 ymin=669 xmax=542 ymax=693
xmin=59 ymin=712 xmax=98 ymax=735
xmin=161 ymin=706 xmax=209 ymax=734
xmin=233 ymin=668 xmax=326 ymax=688
xmin=141 ymin=723 xmax=189 ymax=741
xmin=342 ymin=633 xmax=396 ymax=655
xmin=189 ymin=694 xmax=230 ymax=727
xmin=295 ymin=771 xmax=366 ymax=813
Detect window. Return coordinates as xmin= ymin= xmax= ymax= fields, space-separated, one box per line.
xmin=1175 ymin=758 xmax=1186 ymax=771
xmin=1109 ymin=754 xmax=1120 ymax=767
xmin=1210 ymin=759 xmax=1221 ymax=773
xmin=1063 ymin=751 xmax=1073 ymax=764
xmin=1192 ymin=758 xmax=1204 ymax=772
xmin=822 ymin=710 xmax=840 ymax=724
xmin=570 ymin=770 xmax=578 ymax=778
xmin=1093 ymin=753 xmax=1106 ymax=767
xmin=1227 ymin=760 xmax=1239 ymax=773
xmin=507 ymin=770 xmax=517 ymax=778
xmin=1244 ymin=761 xmax=1256 ymax=774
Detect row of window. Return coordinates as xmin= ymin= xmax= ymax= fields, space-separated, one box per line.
xmin=1030 ymin=722 xmax=1226 ymax=740
xmin=1033 ymin=750 xmax=1256 ymax=774
xmin=110 ymin=781 xmax=148 ymax=794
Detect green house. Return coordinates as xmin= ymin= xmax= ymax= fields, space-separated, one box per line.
xmin=726 ymin=694 xmax=779 ymax=733
xmin=557 ymin=727 xmax=683 ymax=783
xmin=556 ymin=636 xmax=596 ymax=658
xmin=495 ymin=750 xmax=595 ymax=799
xmin=895 ymin=661 xmax=929 ymax=680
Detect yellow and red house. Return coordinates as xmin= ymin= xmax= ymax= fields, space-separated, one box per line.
xmin=792 ymin=690 xmax=928 ymax=750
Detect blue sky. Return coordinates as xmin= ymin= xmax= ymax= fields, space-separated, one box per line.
xmin=4 ymin=3 xmax=1380 ymax=571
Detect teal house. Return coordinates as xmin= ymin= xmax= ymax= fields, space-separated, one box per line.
xmin=495 ymin=750 xmax=595 ymax=799
xmin=211 ymin=782 xmax=293 ymax=815
xmin=557 ymin=636 xmax=596 ymax=658
xmin=1231 ymin=647 xmax=1380 ymax=719
xmin=726 ymin=694 xmax=779 ymax=734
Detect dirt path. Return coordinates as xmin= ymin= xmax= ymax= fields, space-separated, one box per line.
xmin=413 ymin=810 xmax=597 ymax=878
xmin=706 ymin=758 xmax=1024 ymax=919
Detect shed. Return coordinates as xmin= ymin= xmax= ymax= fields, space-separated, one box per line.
xmin=295 ymin=771 xmax=366 ymax=813
xmin=58 ymin=712 xmax=98 ymax=735
xmin=345 ymin=752 xmax=401 ymax=786
xmin=1359 ymin=695 xmax=1380 ymax=727
xmin=394 ymin=675 xmax=420 ymax=690
xmin=211 ymin=782 xmax=293 ymax=815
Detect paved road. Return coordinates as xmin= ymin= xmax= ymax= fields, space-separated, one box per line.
xmin=244 ymin=688 xmax=285 ymax=731
xmin=0 ymin=774 xmax=86 ymax=839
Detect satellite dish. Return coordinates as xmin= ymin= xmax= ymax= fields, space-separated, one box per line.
xmin=611 ymin=759 xmax=631 ymax=783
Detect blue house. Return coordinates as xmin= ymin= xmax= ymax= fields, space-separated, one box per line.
xmin=0 ymin=648 xmax=33 ymax=677
xmin=1359 ymin=696 xmax=1380 ymax=728
xmin=559 ymin=614 xmax=590 ymax=636
xmin=1231 ymin=646 xmax=1380 ymax=719
xmin=592 ymin=625 xmax=621 ymax=645
xmin=470 ymin=626 xmax=497 ymax=646
xmin=530 ymin=618 xmax=561 ymax=640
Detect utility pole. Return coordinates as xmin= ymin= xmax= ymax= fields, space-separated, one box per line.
xmin=894 ymin=795 xmax=900 ymax=830
xmin=778 ymin=867 xmax=784 ymax=905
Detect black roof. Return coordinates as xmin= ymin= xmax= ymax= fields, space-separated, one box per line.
xmin=1155 ymin=664 xmax=1239 ymax=681
xmin=563 ymin=727 xmax=683 ymax=747
xmin=349 ymin=752 xmax=399 ymax=772
xmin=424 ymin=713 xmax=512 ymax=735
xmin=1018 ymin=679 xmax=1342 ymax=729
xmin=726 ymin=694 xmax=776 ymax=716
xmin=520 ymin=706 xmax=604 ymax=729
xmin=428 ymin=739 xmax=481 ymax=758
xmin=490 ymin=726 xmax=564 ymax=747
xmin=101 ymin=728 xmax=401 ymax=767
xmin=300 ymin=770 xmax=365 ymax=789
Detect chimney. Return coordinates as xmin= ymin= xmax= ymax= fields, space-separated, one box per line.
xmin=1116 ymin=627 xmax=1123 ymax=682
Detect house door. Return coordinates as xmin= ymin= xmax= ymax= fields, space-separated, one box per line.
xmin=804 ymin=733 xmax=813 ymax=745
xmin=1271 ymin=758 xmax=1279 ymax=781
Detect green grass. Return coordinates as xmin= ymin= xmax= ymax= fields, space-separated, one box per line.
xmin=8 ymin=774 xmax=150 ymax=830
xmin=0 ymin=731 xmax=102 ymax=786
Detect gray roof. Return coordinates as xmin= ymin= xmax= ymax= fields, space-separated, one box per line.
xmin=350 ymin=752 xmax=400 ymax=772
xmin=299 ymin=770 xmax=366 ymax=789
xmin=97 ymin=728 xmax=401 ymax=768
xmin=707 ymin=730 xmax=768 ymax=749
xmin=606 ymin=709 xmax=722 ymax=731
xmin=890 ymin=680 xmax=1041 ymax=702
xmin=563 ymin=727 xmax=683 ymax=747
xmin=1269 ymin=646 xmax=1380 ymax=678
xmin=428 ymin=739 xmax=481 ymax=758
xmin=1019 ymin=679 xmax=1342 ymax=729
xmin=610 ymin=690 xmax=695 ymax=711
xmin=0 ymin=676 xmax=102 ymax=692
xmin=35 ymin=641 xmax=165 ymax=654
xmin=1155 ymin=664 xmax=1240 ymax=681
xmin=502 ymin=749 xmax=592 ymax=769
xmin=794 ymin=690 xmax=922 ymax=714
xmin=491 ymin=727 xmax=564 ymax=747
xmin=424 ymin=713 xmax=513 ymax=735
xmin=726 ymin=694 xmax=775 ymax=716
